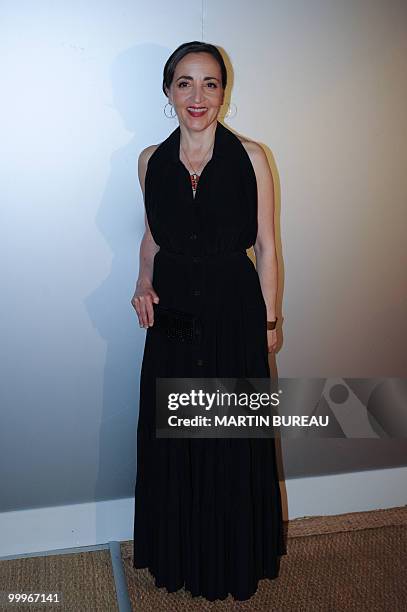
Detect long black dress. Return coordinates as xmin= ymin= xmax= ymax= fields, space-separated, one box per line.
xmin=133 ymin=119 xmax=286 ymax=602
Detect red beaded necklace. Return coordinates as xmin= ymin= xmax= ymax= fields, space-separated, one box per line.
xmin=190 ymin=172 xmax=199 ymax=193
xmin=181 ymin=140 xmax=214 ymax=196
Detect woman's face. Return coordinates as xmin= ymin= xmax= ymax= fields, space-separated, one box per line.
xmin=166 ymin=52 xmax=224 ymax=131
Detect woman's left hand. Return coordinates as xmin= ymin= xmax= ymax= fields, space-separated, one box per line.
xmin=267 ymin=329 xmax=277 ymax=353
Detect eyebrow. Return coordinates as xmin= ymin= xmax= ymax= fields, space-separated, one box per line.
xmin=176 ymin=75 xmax=220 ymax=82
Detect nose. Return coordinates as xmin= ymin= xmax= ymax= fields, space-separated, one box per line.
xmin=192 ymin=83 xmax=203 ymax=104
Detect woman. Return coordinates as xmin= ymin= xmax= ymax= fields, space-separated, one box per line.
xmin=131 ymin=41 xmax=286 ymax=602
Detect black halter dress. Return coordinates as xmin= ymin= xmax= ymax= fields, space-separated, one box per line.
xmin=133 ymin=119 xmax=286 ymax=602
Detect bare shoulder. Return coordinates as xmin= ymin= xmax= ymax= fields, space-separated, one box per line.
xmin=138 ymin=143 xmax=160 ymax=190
xmin=236 ymin=133 xmax=274 ymax=204
xmin=138 ymin=143 xmax=160 ymax=168
xmin=236 ymin=134 xmax=269 ymax=172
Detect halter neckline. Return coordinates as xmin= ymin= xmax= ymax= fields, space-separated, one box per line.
xmin=169 ymin=120 xmax=225 ymax=164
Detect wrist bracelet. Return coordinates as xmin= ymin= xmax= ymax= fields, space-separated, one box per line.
xmin=266 ymin=317 xmax=278 ymax=330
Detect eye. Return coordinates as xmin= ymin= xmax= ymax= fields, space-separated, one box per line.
xmin=207 ymin=82 xmax=217 ymax=88
xmin=177 ymin=81 xmax=190 ymax=88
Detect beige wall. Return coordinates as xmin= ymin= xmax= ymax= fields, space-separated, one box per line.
xmin=205 ymin=0 xmax=407 ymax=376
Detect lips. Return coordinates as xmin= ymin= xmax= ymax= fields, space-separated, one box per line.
xmin=187 ymin=107 xmax=208 ymax=117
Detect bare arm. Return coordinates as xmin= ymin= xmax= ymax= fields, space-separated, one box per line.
xmin=244 ymin=140 xmax=278 ymax=352
xmin=136 ymin=145 xmax=160 ymax=287
xmin=131 ymin=145 xmax=160 ymax=328
xmin=137 ymin=213 xmax=159 ymax=290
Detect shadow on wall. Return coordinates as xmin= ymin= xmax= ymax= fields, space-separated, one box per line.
xmin=83 ymin=44 xmax=174 ymax=506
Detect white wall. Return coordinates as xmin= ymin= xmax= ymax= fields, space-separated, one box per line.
xmin=0 ymin=0 xmax=406 ymax=524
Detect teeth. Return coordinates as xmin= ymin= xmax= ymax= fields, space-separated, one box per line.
xmin=188 ymin=107 xmax=207 ymax=112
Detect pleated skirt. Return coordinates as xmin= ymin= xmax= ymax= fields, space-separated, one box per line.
xmin=133 ymin=252 xmax=286 ymax=601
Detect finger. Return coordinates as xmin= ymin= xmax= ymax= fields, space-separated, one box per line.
xmin=138 ymin=296 xmax=149 ymax=327
xmin=131 ymin=296 xmax=142 ymax=324
xmin=145 ymin=297 xmax=155 ymax=326
xmin=131 ymin=295 xmax=139 ymax=313
xmin=267 ymin=340 xmax=277 ymax=353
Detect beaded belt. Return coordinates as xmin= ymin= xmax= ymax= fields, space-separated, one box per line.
xmin=152 ymin=302 xmax=201 ymax=344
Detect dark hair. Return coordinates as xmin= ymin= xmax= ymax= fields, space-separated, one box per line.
xmin=162 ymin=41 xmax=227 ymax=96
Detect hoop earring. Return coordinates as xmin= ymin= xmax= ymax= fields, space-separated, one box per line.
xmin=225 ymin=102 xmax=237 ymax=119
xmin=164 ymin=102 xmax=176 ymax=118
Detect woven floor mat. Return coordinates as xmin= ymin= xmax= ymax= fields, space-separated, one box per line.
xmin=122 ymin=505 xmax=407 ymax=611
xmin=0 ymin=549 xmax=118 ymax=612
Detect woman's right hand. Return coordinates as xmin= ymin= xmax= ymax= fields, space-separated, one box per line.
xmin=131 ymin=281 xmax=160 ymax=329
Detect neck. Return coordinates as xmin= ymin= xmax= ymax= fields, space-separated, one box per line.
xmin=179 ymin=120 xmax=217 ymax=156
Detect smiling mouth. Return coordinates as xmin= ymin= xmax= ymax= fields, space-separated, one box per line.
xmin=187 ymin=107 xmax=208 ymax=115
